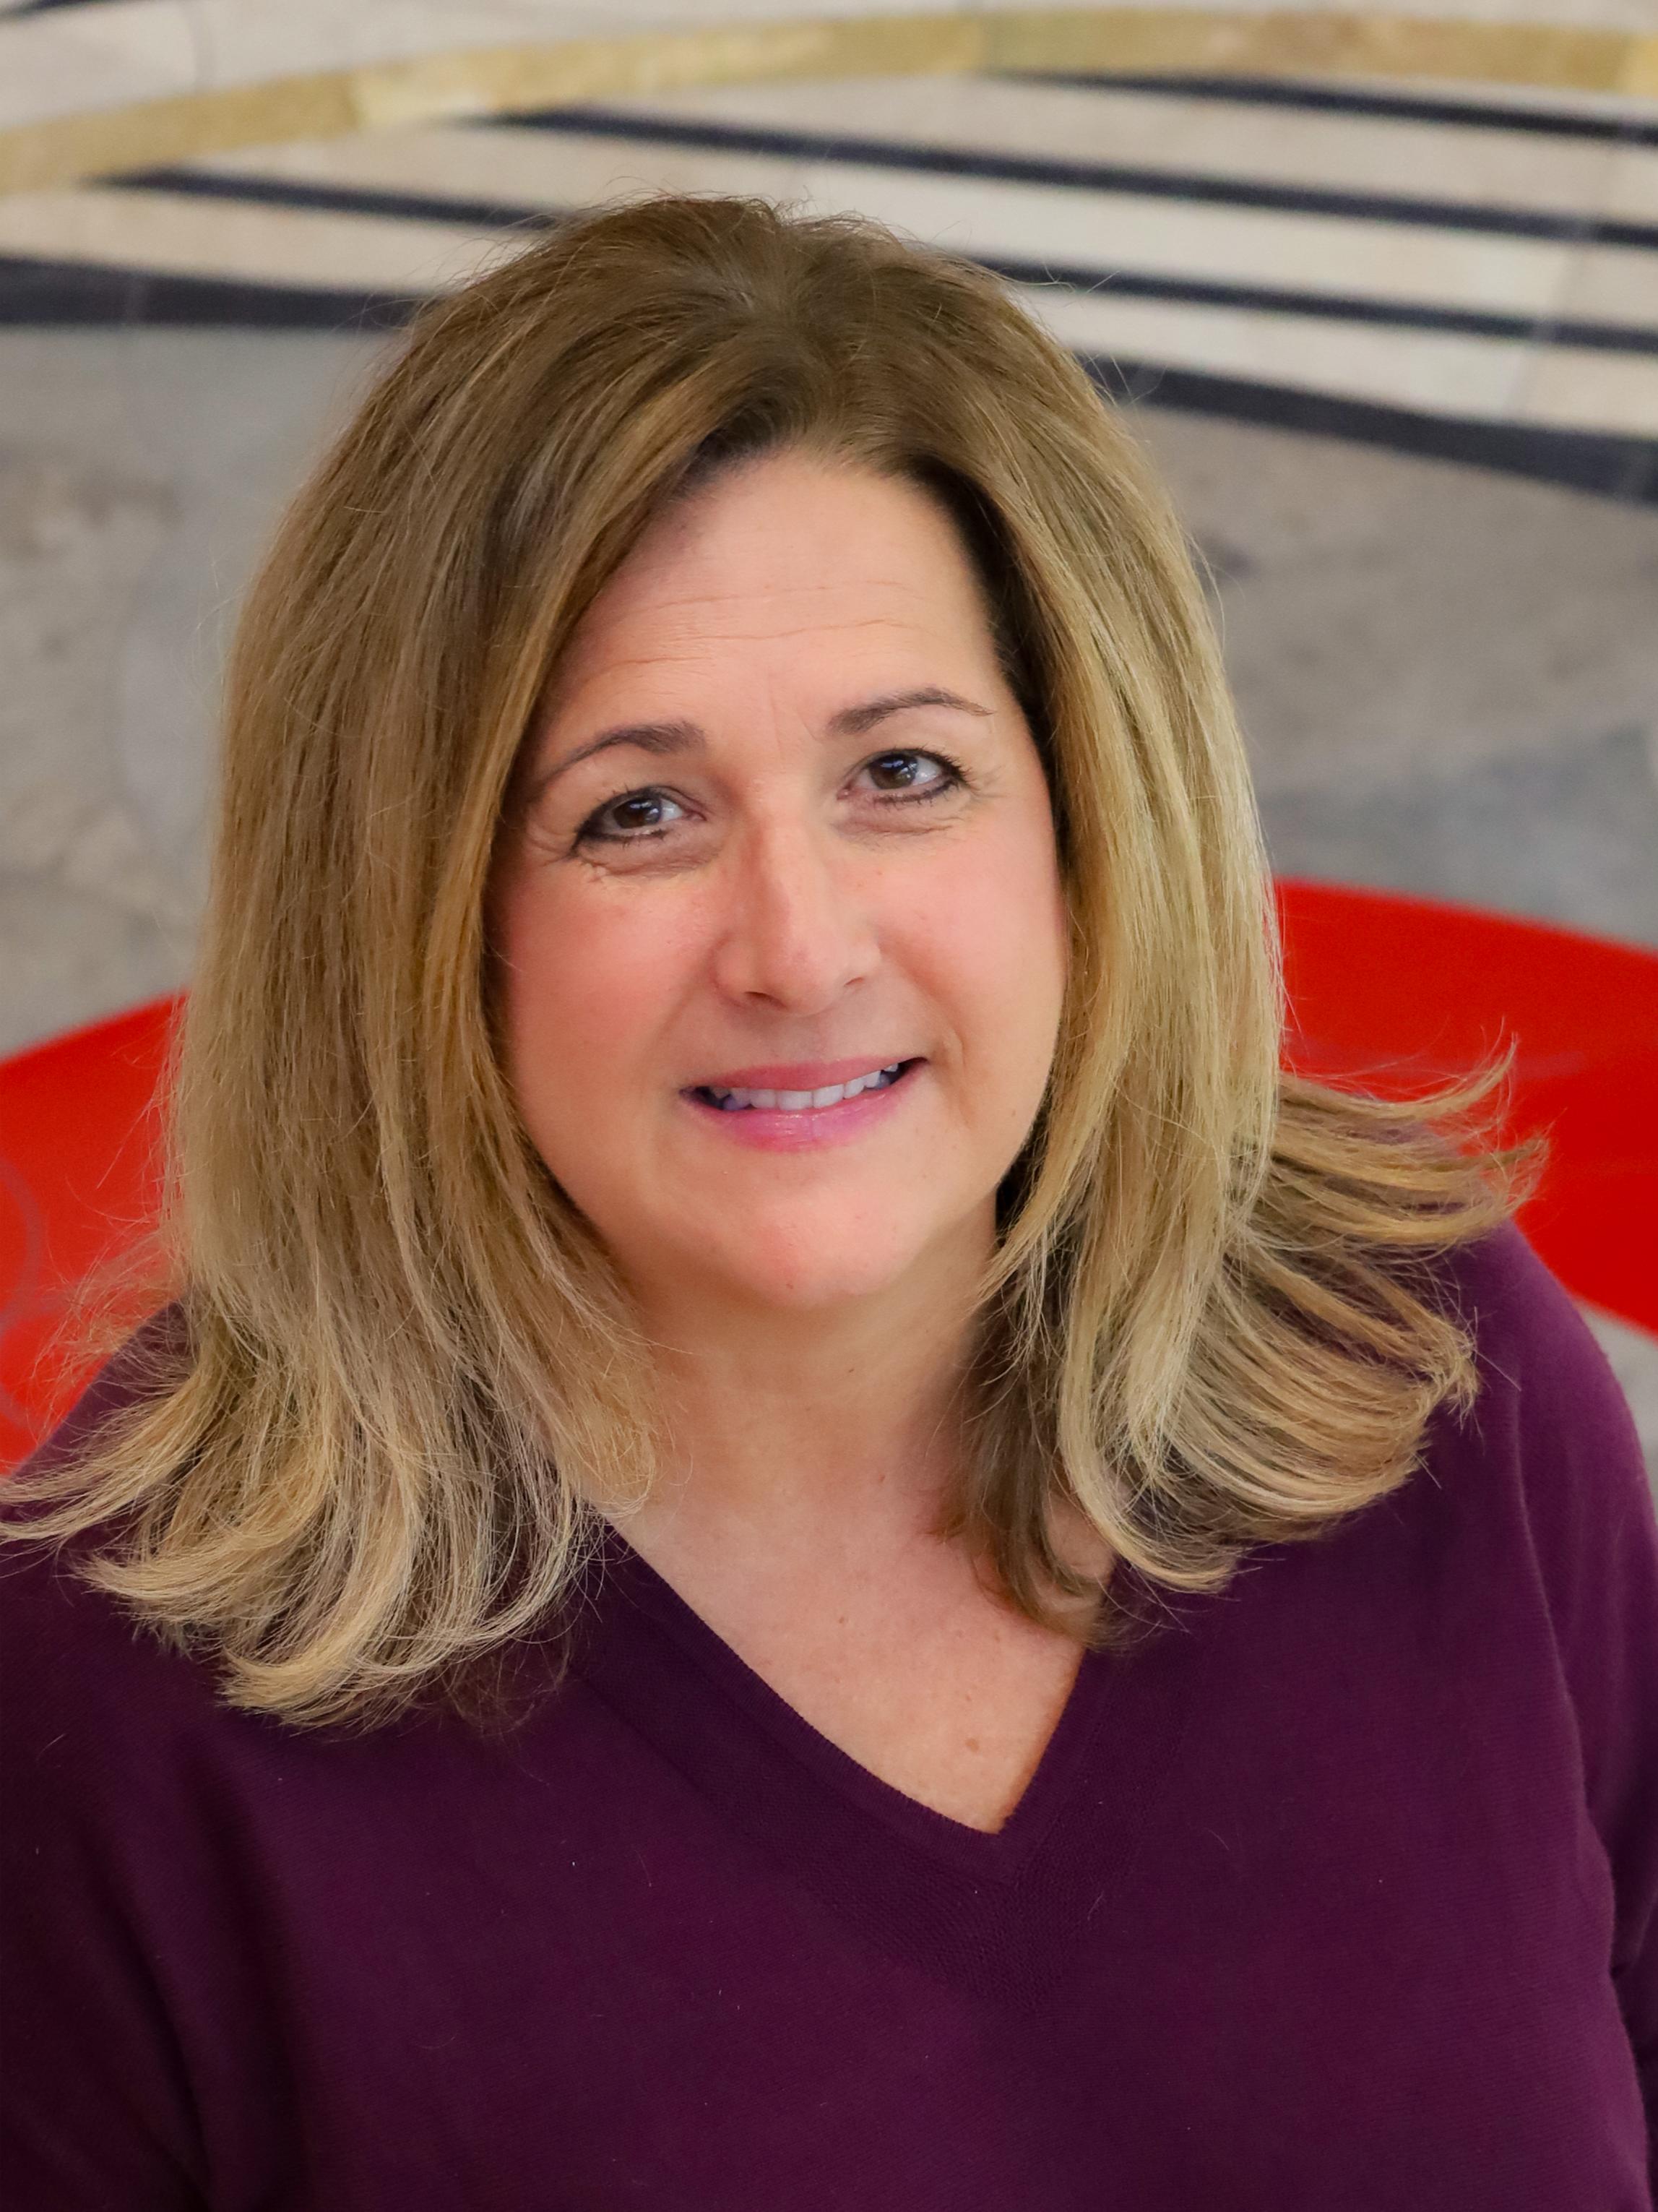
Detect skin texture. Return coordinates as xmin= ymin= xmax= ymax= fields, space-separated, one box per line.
xmin=491 ymin=452 xmax=1085 ymax=1829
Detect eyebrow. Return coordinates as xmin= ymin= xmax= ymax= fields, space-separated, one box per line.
xmin=527 ymin=686 xmax=993 ymax=802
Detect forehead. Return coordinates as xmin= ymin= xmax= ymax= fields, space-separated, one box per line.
xmin=548 ymin=455 xmax=1001 ymax=699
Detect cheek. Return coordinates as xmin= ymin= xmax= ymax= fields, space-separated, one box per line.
xmin=493 ymin=877 xmax=689 ymax=1125
xmin=910 ymin=822 xmax=1068 ymax=1055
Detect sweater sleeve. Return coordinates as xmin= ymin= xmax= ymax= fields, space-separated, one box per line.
xmin=1461 ymin=1228 xmax=1658 ymax=2171
xmin=1 ymin=1359 xmax=207 ymax=2211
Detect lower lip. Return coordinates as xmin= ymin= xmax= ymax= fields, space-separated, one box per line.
xmin=681 ymin=1064 xmax=923 ymax=1150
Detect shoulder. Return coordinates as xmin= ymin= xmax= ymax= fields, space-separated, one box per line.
xmin=1434 ymin=1218 xmax=1634 ymax=1415
xmin=1423 ymin=1221 xmax=1653 ymax=1561
xmin=1415 ymin=1226 xmax=1658 ymax=1826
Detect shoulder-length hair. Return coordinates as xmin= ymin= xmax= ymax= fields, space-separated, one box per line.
xmin=1 ymin=194 xmax=1534 ymax=1731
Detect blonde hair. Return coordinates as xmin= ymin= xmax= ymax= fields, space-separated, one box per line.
xmin=1 ymin=195 xmax=1535 ymax=1731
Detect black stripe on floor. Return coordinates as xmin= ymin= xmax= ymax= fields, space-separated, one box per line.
xmin=1088 ymin=353 xmax=1658 ymax=501
xmin=985 ymin=251 xmax=1658 ymax=356
xmin=3 ymin=251 xmax=1653 ymax=503
xmin=116 ymin=168 xmax=561 ymax=235
xmin=0 ymin=254 xmax=420 ymax=330
xmin=1016 ymin=73 xmax=1658 ymax=150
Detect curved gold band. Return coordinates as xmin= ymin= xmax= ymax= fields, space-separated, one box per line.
xmin=2 ymin=7 xmax=1654 ymax=200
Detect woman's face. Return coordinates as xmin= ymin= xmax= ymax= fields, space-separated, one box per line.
xmin=491 ymin=449 xmax=1068 ymax=1321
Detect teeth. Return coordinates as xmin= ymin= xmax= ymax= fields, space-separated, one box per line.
xmin=703 ymin=1062 xmax=910 ymax=1112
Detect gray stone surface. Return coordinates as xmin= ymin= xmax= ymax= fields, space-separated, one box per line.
xmin=1260 ymin=721 xmax=1658 ymax=940
xmin=1134 ymin=410 xmax=1658 ymax=947
xmin=0 ymin=327 xmax=379 ymax=1053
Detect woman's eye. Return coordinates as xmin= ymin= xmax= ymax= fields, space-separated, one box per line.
xmin=858 ymin=749 xmax=964 ymax=801
xmin=575 ymin=788 xmax=687 ymax=844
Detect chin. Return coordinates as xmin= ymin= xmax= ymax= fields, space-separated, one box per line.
xmin=699 ymin=1218 xmax=929 ymax=1314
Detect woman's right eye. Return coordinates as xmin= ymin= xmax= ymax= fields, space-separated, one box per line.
xmin=574 ymin=789 xmax=688 ymax=845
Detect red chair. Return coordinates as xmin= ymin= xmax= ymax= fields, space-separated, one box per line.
xmin=3 ymin=883 xmax=1655 ymax=1471
xmin=1277 ymin=882 xmax=1657 ymax=1338
xmin=1 ymin=995 xmax=176 ymax=1470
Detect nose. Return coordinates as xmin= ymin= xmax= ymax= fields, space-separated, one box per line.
xmin=708 ymin=814 xmax=881 ymax=1014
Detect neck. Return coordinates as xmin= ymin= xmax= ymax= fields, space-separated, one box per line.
xmin=623 ymin=1234 xmax=989 ymax=1570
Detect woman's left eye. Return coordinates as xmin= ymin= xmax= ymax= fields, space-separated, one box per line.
xmin=856 ymin=749 xmax=965 ymax=802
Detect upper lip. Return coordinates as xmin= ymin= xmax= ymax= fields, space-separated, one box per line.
xmin=686 ymin=1056 xmax=919 ymax=1092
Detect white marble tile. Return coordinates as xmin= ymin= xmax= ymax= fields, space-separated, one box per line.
xmin=618 ymin=74 xmax=1625 ymax=223
xmin=0 ymin=3 xmax=199 ymax=132
xmin=186 ymin=0 xmax=619 ymax=88
xmin=1511 ymin=341 xmax=1658 ymax=431
xmin=0 ymin=185 xmax=516 ymax=295
xmin=1602 ymin=145 xmax=1658 ymax=227
xmin=1549 ymin=239 xmax=1658 ymax=329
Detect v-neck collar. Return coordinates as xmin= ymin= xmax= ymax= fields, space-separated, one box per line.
xmin=569 ymin=1523 xmax=1209 ymax=2004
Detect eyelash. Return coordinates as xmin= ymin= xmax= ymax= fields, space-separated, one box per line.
xmin=571 ymin=748 xmax=970 ymax=849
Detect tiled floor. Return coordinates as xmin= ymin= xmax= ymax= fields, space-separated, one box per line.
xmin=7 ymin=72 xmax=1658 ymax=455
xmin=0 ymin=30 xmax=1654 ymax=1461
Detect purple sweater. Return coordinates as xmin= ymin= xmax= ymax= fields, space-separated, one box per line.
xmin=3 ymin=1225 xmax=1656 ymax=2209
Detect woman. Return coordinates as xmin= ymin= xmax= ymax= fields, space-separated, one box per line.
xmin=2 ymin=194 xmax=1654 ymax=2209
